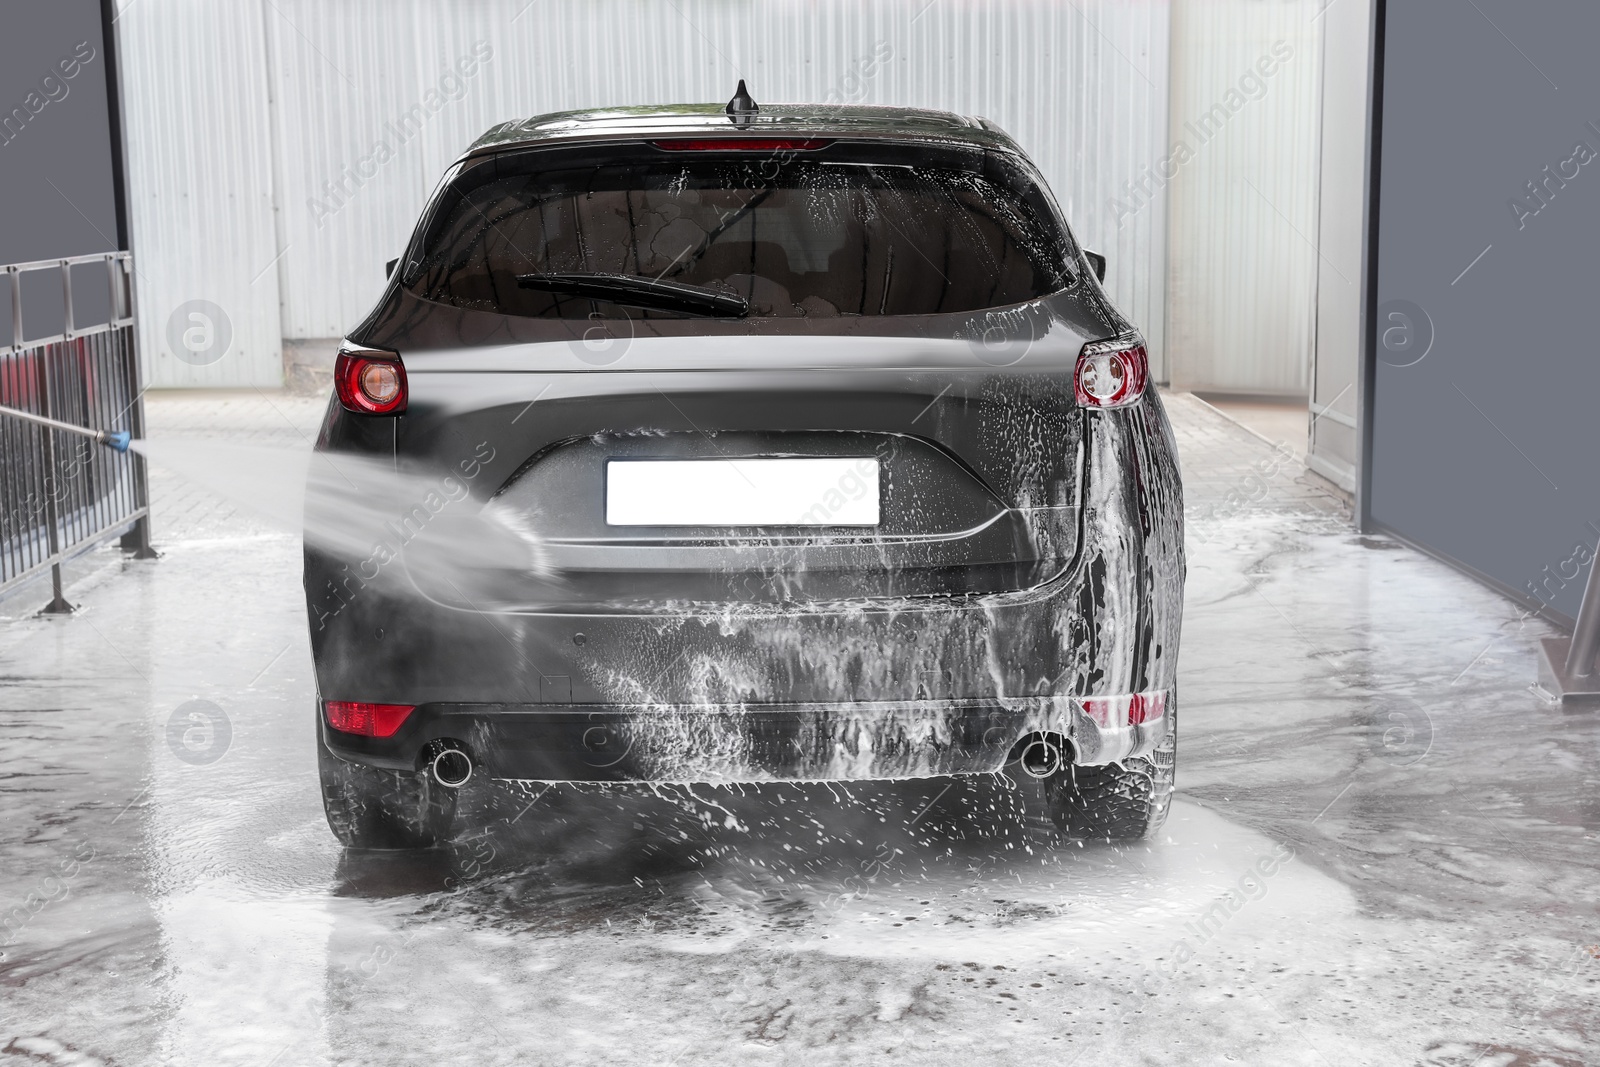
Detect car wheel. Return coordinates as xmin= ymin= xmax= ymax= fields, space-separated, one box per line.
xmin=1042 ymin=709 xmax=1176 ymax=841
xmin=318 ymin=733 xmax=457 ymax=849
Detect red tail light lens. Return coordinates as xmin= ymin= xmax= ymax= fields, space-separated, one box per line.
xmin=1079 ymin=691 xmax=1167 ymax=728
xmin=334 ymin=343 xmax=407 ymax=415
xmin=325 ymin=700 xmax=415 ymax=738
xmin=652 ymin=138 xmax=832 ymax=152
xmin=1127 ymin=691 xmax=1166 ymax=725
xmin=1075 ymin=335 xmax=1149 ymax=409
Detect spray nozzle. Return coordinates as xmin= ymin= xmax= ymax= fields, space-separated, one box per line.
xmin=0 ymin=402 xmax=135 ymax=452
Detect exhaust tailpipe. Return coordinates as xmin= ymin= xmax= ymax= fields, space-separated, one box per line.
xmin=429 ymin=745 xmax=473 ymax=788
xmin=1018 ymin=737 xmax=1064 ymax=779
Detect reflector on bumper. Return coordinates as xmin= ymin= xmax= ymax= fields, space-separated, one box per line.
xmin=1079 ymin=691 xmax=1167 ymax=729
xmin=325 ymin=700 xmax=415 ymax=738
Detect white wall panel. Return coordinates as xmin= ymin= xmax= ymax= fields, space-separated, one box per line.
xmin=114 ymin=0 xmax=284 ymax=388
xmin=1167 ymin=0 xmax=1322 ymax=396
xmin=118 ymin=0 xmax=1173 ymax=386
xmin=1309 ymin=0 xmax=1374 ymax=492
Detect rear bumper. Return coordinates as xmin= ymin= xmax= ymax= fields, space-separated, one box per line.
xmin=308 ymin=397 xmax=1185 ymax=706
xmin=307 ymin=392 xmax=1185 ymax=785
xmin=323 ymin=691 xmax=1171 ymax=782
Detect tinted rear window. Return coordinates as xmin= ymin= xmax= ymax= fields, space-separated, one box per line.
xmin=405 ymin=142 xmax=1074 ymax=319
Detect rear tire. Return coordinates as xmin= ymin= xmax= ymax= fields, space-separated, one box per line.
xmin=1043 ymin=709 xmax=1176 ymax=841
xmin=318 ymin=733 xmax=457 ymax=849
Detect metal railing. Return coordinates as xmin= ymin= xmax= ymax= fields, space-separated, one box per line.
xmin=0 ymin=252 xmax=153 ymax=612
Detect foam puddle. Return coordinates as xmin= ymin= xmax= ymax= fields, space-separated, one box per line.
xmin=634 ymin=799 xmax=1345 ymax=966
xmin=129 ymin=437 xmax=553 ymax=601
xmin=290 ymin=798 xmax=1355 ymax=1061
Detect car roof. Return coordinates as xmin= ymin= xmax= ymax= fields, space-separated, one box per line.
xmin=462 ymin=103 xmax=1021 ymax=162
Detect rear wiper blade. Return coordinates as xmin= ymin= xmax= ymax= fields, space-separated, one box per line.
xmin=516 ymin=272 xmax=749 ymax=318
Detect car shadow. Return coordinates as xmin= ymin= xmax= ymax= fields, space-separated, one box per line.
xmin=328 ymin=768 xmax=1079 ymax=929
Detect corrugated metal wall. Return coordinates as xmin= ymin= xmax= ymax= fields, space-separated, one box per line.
xmin=115 ymin=0 xmax=284 ymax=388
xmin=115 ymin=0 xmax=1172 ymax=388
xmin=1166 ymin=0 xmax=1322 ymax=396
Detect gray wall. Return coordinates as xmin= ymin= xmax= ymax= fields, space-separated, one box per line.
xmin=0 ymin=0 xmax=121 ymax=338
xmin=1368 ymin=0 xmax=1600 ymax=622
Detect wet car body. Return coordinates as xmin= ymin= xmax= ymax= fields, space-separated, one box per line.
xmin=304 ymin=102 xmax=1184 ymax=844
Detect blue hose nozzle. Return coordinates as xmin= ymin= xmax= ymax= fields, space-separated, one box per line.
xmin=103 ymin=430 xmax=131 ymax=453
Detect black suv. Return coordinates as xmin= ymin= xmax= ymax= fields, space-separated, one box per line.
xmin=305 ymin=96 xmax=1184 ymax=849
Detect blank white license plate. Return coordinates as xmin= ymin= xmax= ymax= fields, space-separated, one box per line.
xmin=606 ymin=458 xmax=879 ymax=526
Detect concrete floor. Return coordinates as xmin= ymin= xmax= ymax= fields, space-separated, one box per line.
xmin=1 ymin=390 xmax=1596 ymax=1066
xmin=1198 ymin=395 xmax=1309 ymax=459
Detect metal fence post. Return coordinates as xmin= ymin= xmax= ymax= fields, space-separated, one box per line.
xmin=61 ymin=259 xmax=74 ymax=341
xmin=35 ymin=267 xmax=72 ymax=615
xmin=8 ymin=265 xmax=17 ymax=354
xmin=114 ymin=254 xmax=156 ymax=559
xmin=1537 ymin=553 xmax=1600 ymax=704
xmin=1563 ymin=557 xmax=1600 ymax=678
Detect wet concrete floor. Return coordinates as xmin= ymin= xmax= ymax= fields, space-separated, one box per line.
xmin=1 ymin=391 xmax=1596 ymax=1066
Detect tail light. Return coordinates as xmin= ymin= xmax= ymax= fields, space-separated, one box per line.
xmin=334 ymin=342 xmax=407 ymax=415
xmin=324 ymin=700 xmax=415 ymax=738
xmin=1075 ymin=334 xmax=1149 ymax=409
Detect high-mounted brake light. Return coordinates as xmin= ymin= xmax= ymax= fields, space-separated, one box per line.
xmin=1074 ymin=334 xmax=1149 ymax=409
xmin=652 ymin=138 xmax=833 ymax=152
xmin=325 ymin=700 xmax=415 ymax=738
xmin=334 ymin=342 xmax=407 ymax=415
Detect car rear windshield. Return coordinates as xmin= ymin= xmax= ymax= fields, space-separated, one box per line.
xmin=404 ymin=142 xmax=1075 ymax=319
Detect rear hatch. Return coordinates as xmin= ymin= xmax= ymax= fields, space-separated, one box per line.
xmin=360 ymin=134 xmax=1113 ymax=611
